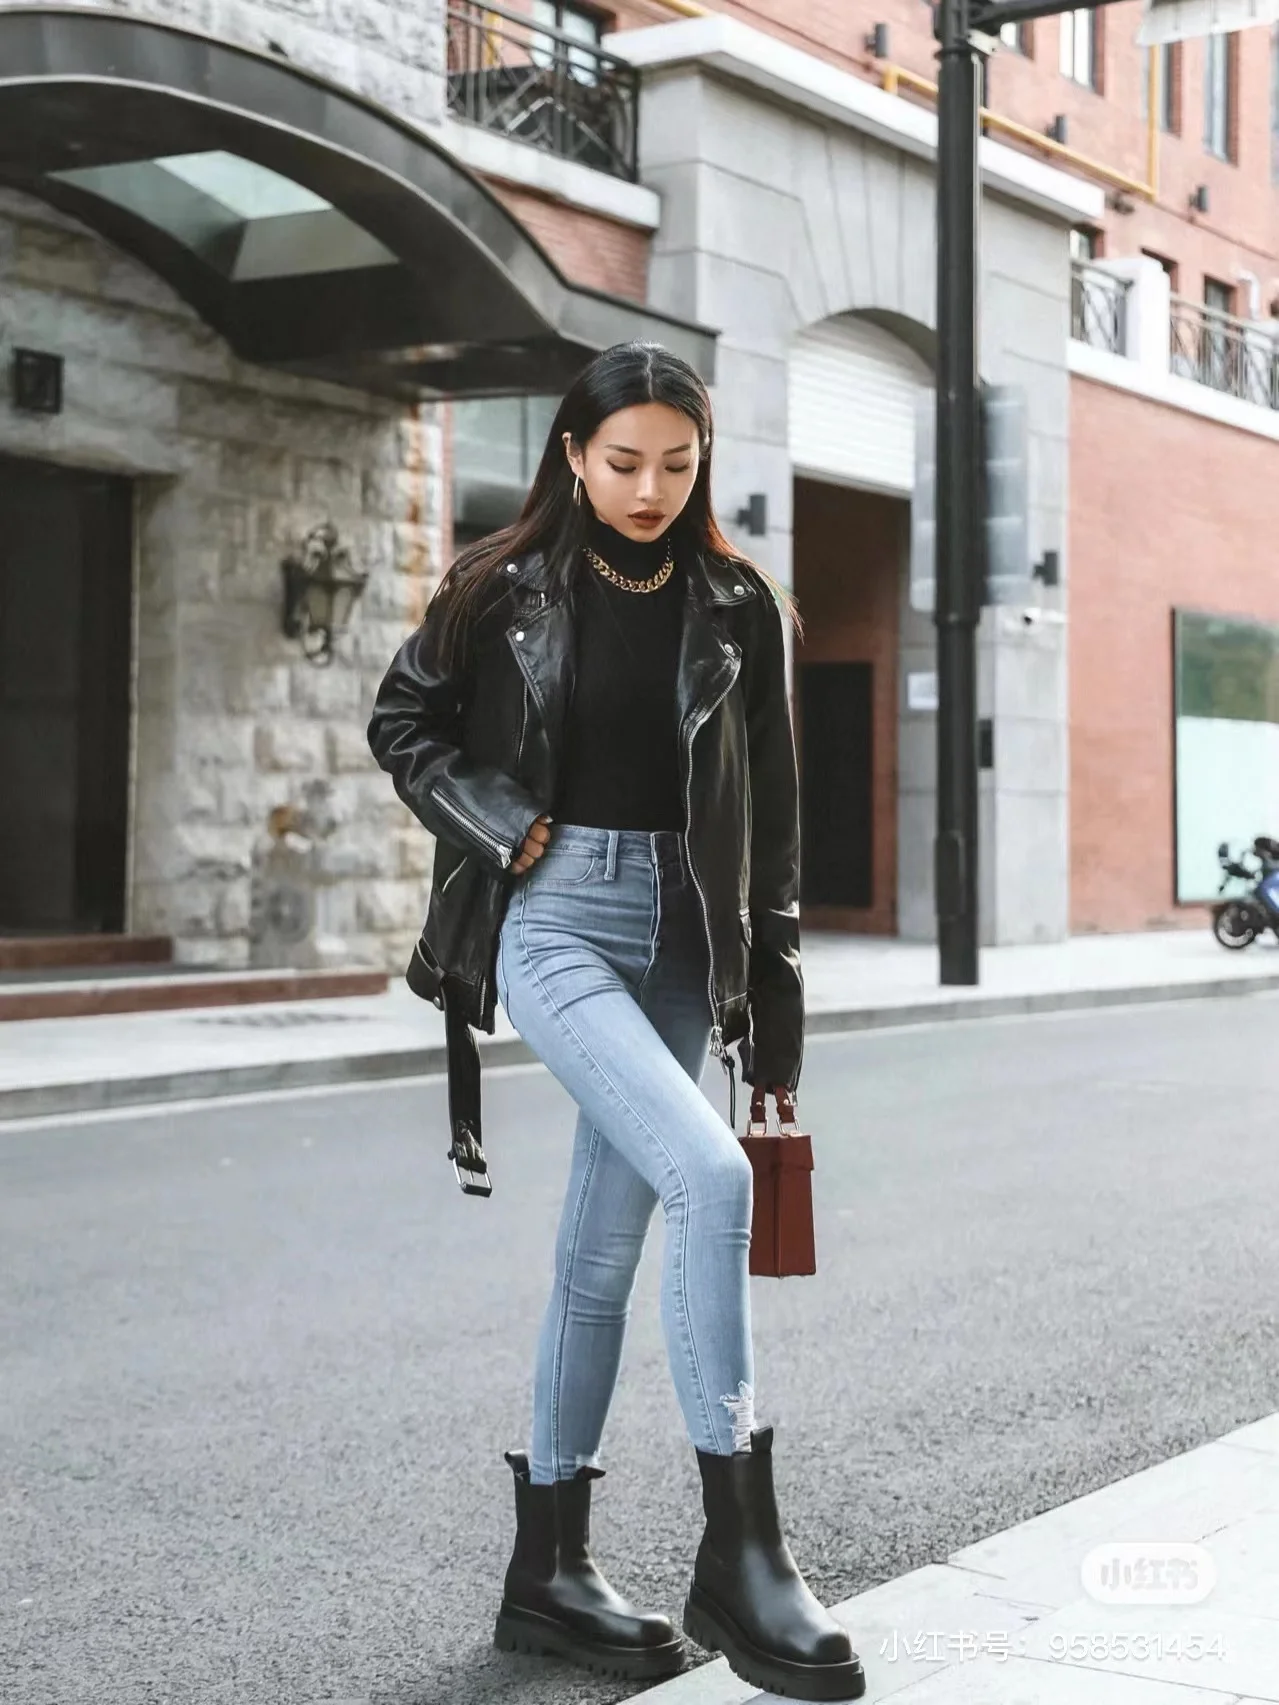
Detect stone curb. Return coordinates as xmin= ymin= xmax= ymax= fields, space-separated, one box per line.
xmin=4 ymin=968 xmax=1279 ymax=1122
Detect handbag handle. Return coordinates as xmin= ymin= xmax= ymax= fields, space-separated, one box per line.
xmin=747 ymin=1083 xmax=802 ymax=1137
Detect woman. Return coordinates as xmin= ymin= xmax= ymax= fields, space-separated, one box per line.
xmin=368 ymin=342 xmax=865 ymax=1702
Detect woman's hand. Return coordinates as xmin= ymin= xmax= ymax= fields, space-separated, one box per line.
xmin=512 ymin=815 xmax=552 ymax=875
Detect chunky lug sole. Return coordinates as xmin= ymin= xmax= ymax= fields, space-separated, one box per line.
xmin=683 ymin=1585 xmax=866 ymax=1702
xmin=493 ymin=1603 xmax=686 ymax=1681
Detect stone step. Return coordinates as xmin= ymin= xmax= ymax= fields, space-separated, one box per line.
xmin=0 ymin=967 xmax=389 ymax=1023
xmin=0 ymin=963 xmax=211 ymax=987
xmin=0 ymin=935 xmax=173 ymax=972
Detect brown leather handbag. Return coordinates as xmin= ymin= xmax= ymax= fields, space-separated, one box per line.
xmin=738 ymin=1084 xmax=816 ymax=1278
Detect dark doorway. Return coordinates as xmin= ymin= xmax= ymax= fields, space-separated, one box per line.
xmin=799 ymin=662 xmax=874 ymax=908
xmin=793 ymin=477 xmax=905 ymax=934
xmin=0 ymin=455 xmax=133 ymax=934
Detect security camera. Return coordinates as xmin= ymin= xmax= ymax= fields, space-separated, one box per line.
xmin=1018 ymin=606 xmax=1065 ymax=628
xmin=999 ymin=605 xmax=1065 ymax=634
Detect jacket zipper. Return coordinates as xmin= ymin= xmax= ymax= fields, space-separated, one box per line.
xmin=511 ymin=590 xmax=543 ymax=782
xmin=682 ymin=649 xmax=741 ymax=1092
xmin=515 ymin=681 xmax=528 ymax=774
xmin=434 ymin=788 xmax=514 ymax=870
xmin=439 ymin=856 xmax=466 ymax=896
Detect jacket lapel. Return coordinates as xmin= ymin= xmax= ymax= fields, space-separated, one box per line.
xmin=502 ymin=553 xmax=572 ymax=804
xmin=678 ymin=549 xmax=756 ymax=736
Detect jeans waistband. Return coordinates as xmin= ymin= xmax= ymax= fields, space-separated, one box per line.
xmin=548 ymin=823 xmax=686 ymax=879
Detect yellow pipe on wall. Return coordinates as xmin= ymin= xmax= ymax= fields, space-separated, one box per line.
xmin=1146 ymin=42 xmax=1160 ymax=197
xmin=639 ymin=7 xmax=1165 ymax=208
xmin=881 ymin=61 xmax=1158 ymax=203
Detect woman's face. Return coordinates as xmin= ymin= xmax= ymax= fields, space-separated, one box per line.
xmin=564 ymin=402 xmax=701 ymax=544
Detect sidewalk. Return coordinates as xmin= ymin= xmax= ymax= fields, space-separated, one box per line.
xmin=3 ymin=929 xmax=1279 ymax=1121
xmin=640 ymin=1409 xmax=1279 ymax=1703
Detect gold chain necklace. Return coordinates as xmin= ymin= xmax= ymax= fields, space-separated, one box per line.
xmin=585 ymin=541 xmax=675 ymax=594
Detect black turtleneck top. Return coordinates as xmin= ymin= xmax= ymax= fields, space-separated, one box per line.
xmin=552 ymin=514 xmax=686 ymax=831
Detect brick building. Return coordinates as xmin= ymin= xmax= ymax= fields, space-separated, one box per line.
xmin=1 ymin=0 xmax=1275 ymax=978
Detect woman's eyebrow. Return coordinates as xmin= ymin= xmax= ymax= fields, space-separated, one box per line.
xmin=604 ymin=442 xmax=694 ymax=455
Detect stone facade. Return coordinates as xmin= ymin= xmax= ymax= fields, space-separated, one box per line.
xmin=0 ymin=187 xmax=442 ymax=969
xmin=96 ymin=0 xmax=446 ymax=135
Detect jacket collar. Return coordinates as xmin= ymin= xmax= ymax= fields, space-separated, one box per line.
xmin=506 ymin=544 xmax=758 ymax=609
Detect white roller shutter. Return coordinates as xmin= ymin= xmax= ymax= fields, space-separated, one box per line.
xmin=788 ymin=316 xmax=932 ymax=497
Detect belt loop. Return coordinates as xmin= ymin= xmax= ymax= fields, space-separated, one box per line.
xmin=605 ymin=830 xmax=618 ymax=881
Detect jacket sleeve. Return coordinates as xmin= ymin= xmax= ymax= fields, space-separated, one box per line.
xmin=738 ymin=586 xmax=805 ymax=1095
xmin=367 ymin=573 xmax=544 ymax=873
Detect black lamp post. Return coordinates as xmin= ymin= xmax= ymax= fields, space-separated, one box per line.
xmin=280 ymin=522 xmax=368 ymax=665
xmin=931 ymin=0 xmax=1123 ymax=984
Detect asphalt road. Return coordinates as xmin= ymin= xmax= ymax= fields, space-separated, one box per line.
xmin=4 ymin=992 xmax=1279 ymax=1705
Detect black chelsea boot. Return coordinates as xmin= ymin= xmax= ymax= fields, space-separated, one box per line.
xmin=494 ymin=1450 xmax=686 ymax=1681
xmin=683 ymin=1427 xmax=866 ymax=1700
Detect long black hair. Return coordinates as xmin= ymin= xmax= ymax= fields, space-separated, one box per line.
xmin=430 ymin=340 xmax=801 ymax=671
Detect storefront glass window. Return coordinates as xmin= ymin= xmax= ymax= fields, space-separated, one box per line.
xmin=452 ymin=394 xmax=561 ymax=546
xmin=1174 ymin=610 xmax=1279 ymax=901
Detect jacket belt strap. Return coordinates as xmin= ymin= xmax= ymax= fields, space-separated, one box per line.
xmin=443 ymin=984 xmax=491 ymax=1197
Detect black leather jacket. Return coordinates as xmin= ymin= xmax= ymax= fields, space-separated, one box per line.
xmin=367 ymin=544 xmax=804 ymax=1184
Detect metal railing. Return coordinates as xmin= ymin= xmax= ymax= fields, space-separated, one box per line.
xmin=1170 ymin=296 xmax=1279 ymax=412
xmin=446 ymin=1 xmax=639 ymax=182
xmin=1070 ymin=261 xmax=1130 ymax=354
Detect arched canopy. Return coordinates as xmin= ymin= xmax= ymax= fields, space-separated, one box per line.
xmin=0 ymin=7 xmax=717 ymax=398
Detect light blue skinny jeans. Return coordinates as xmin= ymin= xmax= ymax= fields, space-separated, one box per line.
xmin=495 ymin=823 xmax=757 ymax=1485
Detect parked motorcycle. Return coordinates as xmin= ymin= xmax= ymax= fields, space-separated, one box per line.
xmin=1212 ymin=836 xmax=1279 ymax=949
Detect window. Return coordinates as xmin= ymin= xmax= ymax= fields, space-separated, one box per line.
xmin=1070 ymin=226 xmax=1101 ymax=262
xmin=1142 ymin=248 xmax=1179 ymax=291
xmin=1060 ymin=9 xmax=1098 ymax=89
xmin=1174 ymin=611 xmax=1279 ymax=903
xmin=999 ymin=20 xmax=1032 ymax=54
xmin=531 ymin=1 xmax=605 ymax=83
xmin=1271 ymin=23 xmax=1279 ymax=180
xmin=1203 ymin=277 xmax=1236 ymax=392
xmin=1205 ymin=277 xmax=1235 ymax=316
xmin=1204 ymin=30 xmax=1234 ymax=160
xmin=1141 ymin=42 xmax=1179 ymax=133
xmin=452 ymin=394 xmax=560 ymax=546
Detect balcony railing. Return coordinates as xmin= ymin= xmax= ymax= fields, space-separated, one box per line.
xmin=1070 ymin=261 xmax=1129 ymax=355
xmin=446 ymin=1 xmax=639 ymax=182
xmin=1170 ymin=296 xmax=1279 ymax=413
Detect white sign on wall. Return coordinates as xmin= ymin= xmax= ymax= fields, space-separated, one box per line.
xmin=907 ymin=671 xmax=939 ymax=713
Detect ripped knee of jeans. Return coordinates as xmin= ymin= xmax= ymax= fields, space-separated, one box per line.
xmin=720 ymin=1380 xmax=756 ymax=1452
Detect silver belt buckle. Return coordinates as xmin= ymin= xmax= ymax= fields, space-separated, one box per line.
xmin=452 ymin=1153 xmax=493 ymax=1197
xmin=448 ymin=1127 xmax=493 ymax=1197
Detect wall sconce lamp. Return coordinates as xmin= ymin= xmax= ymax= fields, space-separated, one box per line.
xmin=866 ymin=23 xmax=890 ymax=57
xmin=1047 ymin=114 xmax=1068 ymax=145
xmin=1190 ymin=184 xmax=1210 ymax=214
xmin=281 ymin=521 xmax=368 ymax=666
xmin=736 ymin=493 xmax=768 ymax=537
xmin=1032 ymin=549 xmax=1060 ymax=587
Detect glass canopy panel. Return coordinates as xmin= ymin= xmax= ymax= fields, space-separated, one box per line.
xmin=51 ymin=150 xmax=396 ymax=280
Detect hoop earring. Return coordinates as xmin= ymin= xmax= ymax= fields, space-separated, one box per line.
xmin=572 ymin=474 xmax=581 ymax=507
